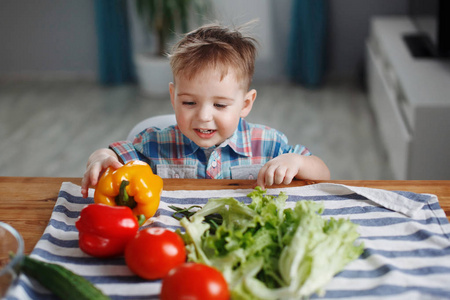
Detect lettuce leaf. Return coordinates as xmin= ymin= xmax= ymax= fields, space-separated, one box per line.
xmin=177 ymin=187 xmax=364 ymax=299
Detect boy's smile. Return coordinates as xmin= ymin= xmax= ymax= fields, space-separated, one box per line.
xmin=170 ymin=66 xmax=256 ymax=148
xmin=195 ymin=128 xmax=216 ymax=139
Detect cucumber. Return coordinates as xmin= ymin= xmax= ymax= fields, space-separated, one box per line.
xmin=20 ymin=255 xmax=110 ymax=300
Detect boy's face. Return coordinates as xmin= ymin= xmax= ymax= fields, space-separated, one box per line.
xmin=170 ymin=67 xmax=256 ymax=148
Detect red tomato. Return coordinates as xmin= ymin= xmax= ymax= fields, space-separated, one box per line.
xmin=160 ymin=263 xmax=230 ymax=300
xmin=124 ymin=227 xmax=186 ymax=280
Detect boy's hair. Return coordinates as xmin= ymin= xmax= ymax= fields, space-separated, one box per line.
xmin=169 ymin=23 xmax=258 ymax=91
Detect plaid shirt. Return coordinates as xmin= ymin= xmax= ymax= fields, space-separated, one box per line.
xmin=110 ymin=118 xmax=311 ymax=179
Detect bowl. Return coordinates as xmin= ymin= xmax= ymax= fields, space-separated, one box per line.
xmin=0 ymin=222 xmax=24 ymax=297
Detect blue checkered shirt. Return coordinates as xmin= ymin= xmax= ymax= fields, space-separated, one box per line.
xmin=110 ymin=118 xmax=311 ymax=179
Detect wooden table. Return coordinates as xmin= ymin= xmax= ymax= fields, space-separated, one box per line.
xmin=0 ymin=177 xmax=449 ymax=254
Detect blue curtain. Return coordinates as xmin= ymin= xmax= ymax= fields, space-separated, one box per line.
xmin=94 ymin=0 xmax=135 ymax=85
xmin=287 ymin=0 xmax=327 ymax=88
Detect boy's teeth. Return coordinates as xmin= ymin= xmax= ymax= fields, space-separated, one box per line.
xmin=198 ymin=129 xmax=213 ymax=133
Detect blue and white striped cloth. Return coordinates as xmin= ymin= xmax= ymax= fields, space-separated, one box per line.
xmin=6 ymin=182 xmax=450 ymax=299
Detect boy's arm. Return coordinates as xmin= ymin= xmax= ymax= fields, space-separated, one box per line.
xmin=256 ymin=154 xmax=330 ymax=189
xmin=293 ymin=154 xmax=330 ymax=180
xmin=80 ymin=148 xmax=123 ymax=198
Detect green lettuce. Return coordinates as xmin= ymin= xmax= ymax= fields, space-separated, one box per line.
xmin=177 ymin=187 xmax=364 ymax=299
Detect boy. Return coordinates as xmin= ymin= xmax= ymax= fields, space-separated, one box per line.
xmin=81 ymin=24 xmax=329 ymax=198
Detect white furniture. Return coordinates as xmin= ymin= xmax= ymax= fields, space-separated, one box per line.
xmin=366 ymin=17 xmax=450 ymax=179
xmin=127 ymin=114 xmax=176 ymax=141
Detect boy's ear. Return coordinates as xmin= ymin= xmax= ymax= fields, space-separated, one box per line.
xmin=169 ymin=82 xmax=175 ymax=108
xmin=240 ymin=89 xmax=257 ymax=118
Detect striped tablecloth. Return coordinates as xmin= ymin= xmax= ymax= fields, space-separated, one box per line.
xmin=6 ymin=182 xmax=450 ymax=299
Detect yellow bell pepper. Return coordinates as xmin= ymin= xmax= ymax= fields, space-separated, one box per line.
xmin=94 ymin=160 xmax=163 ymax=223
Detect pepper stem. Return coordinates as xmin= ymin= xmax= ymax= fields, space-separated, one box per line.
xmin=137 ymin=214 xmax=146 ymax=227
xmin=115 ymin=180 xmax=138 ymax=209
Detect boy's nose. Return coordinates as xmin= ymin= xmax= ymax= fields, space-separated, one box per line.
xmin=197 ymin=106 xmax=213 ymax=122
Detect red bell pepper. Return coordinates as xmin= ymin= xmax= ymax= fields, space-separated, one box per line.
xmin=76 ymin=204 xmax=139 ymax=258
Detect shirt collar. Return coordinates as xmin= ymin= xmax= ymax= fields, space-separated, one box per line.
xmin=171 ymin=126 xmax=199 ymax=156
xmin=225 ymin=118 xmax=252 ymax=157
xmin=184 ymin=135 xmax=200 ymax=156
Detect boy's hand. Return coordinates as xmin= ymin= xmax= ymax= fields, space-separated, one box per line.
xmin=81 ymin=149 xmax=123 ymax=198
xmin=256 ymin=154 xmax=301 ymax=189
xmin=256 ymin=154 xmax=330 ymax=189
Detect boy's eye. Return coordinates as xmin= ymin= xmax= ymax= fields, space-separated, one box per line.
xmin=182 ymin=101 xmax=196 ymax=106
xmin=214 ymin=103 xmax=227 ymax=109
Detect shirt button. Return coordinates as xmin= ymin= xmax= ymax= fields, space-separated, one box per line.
xmin=174 ymin=173 xmax=180 ymax=178
xmin=248 ymin=174 xmax=254 ymax=180
xmin=211 ymin=161 xmax=217 ymax=168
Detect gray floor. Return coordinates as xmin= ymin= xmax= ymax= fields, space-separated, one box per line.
xmin=0 ymin=79 xmax=393 ymax=179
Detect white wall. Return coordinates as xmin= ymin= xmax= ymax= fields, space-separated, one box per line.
xmin=0 ymin=0 xmax=97 ymax=79
xmin=0 ymin=0 xmax=409 ymax=83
